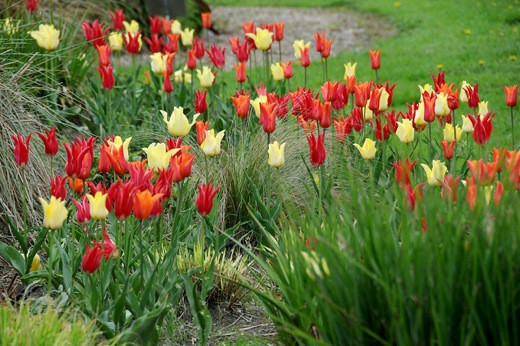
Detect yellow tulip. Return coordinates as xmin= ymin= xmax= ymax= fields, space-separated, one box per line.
xmin=174 ymin=70 xmax=191 ymax=84
xmin=161 ymin=107 xmax=199 ymax=137
xmin=4 ymin=18 xmax=19 ymax=36
xmin=246 ymin=28 xmax=273 ymax=51
xmin=268 ymin=141 xmax=286 ymax=168
xmin=150 ymin=52 xmax=168 ymax=74
xmin=460 ymin=81 xmax=470 ymax=103
xmin=378 ymin=88 xmax=390 ymax=112
xmin=108 ymin=32 xmax=123 ymax=51
xmin=443 ymin=124 xmax=462 ymax=142
xmin=123 ymin=20 xmax=140 ymax=34
xmin=461 ymin=115 xmax=474 ymax=133
xmin=415 ymin=103 xmax=427 ymax=126
xmin=201 ymin=129 xmax=225 ymax=157
xmin=142 ymin=143 xmax=179 ymax=171
xmin=251 ymin=95 xmax=268 ymax=118
xmin=86 ymin=191 xmax=109 ymax=220
xmin=396 ymin=119 xmax=415 ymax=144
xmin=39 ymin=196 xmax=68 ymax=230
xmin=484 ymin=185 xmax=493 ymax=205
xmin=478 ymin=101 xmax=489 ymax=116
xmin=171 ymin=20 xmax=182 ymax=34
xmin=354 ymin=138 xmax=377 ymax=160
xmin=197 ymin=66 xmax=215 ymax=88
xmin=30 ymin=254 xmax=42 ymax=272
xmin=180 ymin=28 xmax=194 ymax=47
xmin=421 ymin=160 xmax=448 ymax=186
xmin=435 ymin=93 xmax=450 ymax=116
xmin=30 ymin=24 xmax=60 ymax=51
xmin=271 ymin=63 xmax=284 ymax=81
xmin=419 ymin=84 xmax=433 ymax=95
xmin=293 ymin=40 xmax=311 ymax=59
xmin=344 ymin=62 xmax=357 ymax=78
xmin=363 ymin=103 xmax=373 ymax=122
xmin=107 ymin=136 xmax=132 ymax=160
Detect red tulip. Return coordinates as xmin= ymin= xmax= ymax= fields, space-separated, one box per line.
xmin=96 ymin=44 xmax=112 ymax=67
xmin=149 ymin=16 xmax=162 ymax=35
xmin=349 ymin=107 xmax=364 ymax=132
xmin=321 ymin=81 xmax=338 ymax=103
xmin=133 ymin=190 xmax=164 ymax=220
xmin=466 ymin=176 xmax=477 ymax=210
xmin=267 ymin=93 xmax=290 ymax=119
xmin=314 ymin=32 xmax=326 ymax=52
xmin=113 ymin=180 xmax=136 ymax=220
xmin=50 ymin=175 xmax=67 ymax=200
xmin=163 ymin=34 xmax=180 ymax=54
xmin=207 ymin=44 xmax=226 ymax=69
xmin=123 ymin=31 xmax=142 ymax=54
xmin=281 ymin=61 xmax=293 ymax=79
xmin=307 ymin=133 xmax=326 ymax=167
xmin=163 ymin=72 xmax=173 ymax=93
xmin=102 ymin=229 xmax=118 ymax=259
xmin=369 ymin=50 xmax=381 ymax=70
xmin=368 ymin=88 xmax=383 ymax=112
xmin=300 ymin=47 xmax=310 ymax=67
xmin=36 ymin=127 xmax=59 ymax=156
xmin=12 ymin=133 xmax=31 ymax=167
xmin=505 ymin=85 xmax=518 ymax=107
xmin=228 ymin=37 xmax=240 ymax=54
xmin=354 ymin=81 xmax=372 ymax=108
xmin=170 ymin=152 xmax=194 ymax=182
xmin=274 ymin=23 xmax=284 ymax=41
xmin=393 ymin=159 xmax=416 ymax=186
xmin=234 ymin=63 xmax=247 ymax=83
xmin=195 ymin=184 xmax=221 ymax=216
xmin=82 ymin=19 xmax=108 ymax=47
xmin=242 ymin=21 xmax=255 ymax=40
xmin=108 ymin=9 xmax=125 ymax=31
xmin=374 ymin=118 xmax=389 ymax=142
xmin=161 ymin=18 xmax=173 ymax=34
xmin=464 ymin=83 xmax=480 ymax=109
xmin=82 ymin=242 xmax=103 ymax=273
xmin=98 ymin=65 xmax=115 ymax=91
xmin=441 ymin=175 xmax=461 ymax=204
xmin=98 ymin=144 xmax=111 ymax=173
xmin=196 ymin=121 xmax=209 ymax=145
xmin=236 ymin=40 xmax=250 ymax=63
xmin=64 ymin=137 xmax=95 ymax=179
xmin=404 ymin=183 xmax=423 ymax=211
xmin=334 ymin=116 xmax=352 ymax=143
xmin=319 ymin=102 xmax=332 ymax=129
xmin=71 ymin=195 xmax=91 ymax=224
xmin=187 ymin=49 xmax=197 ymax=70
xmin=260 ymin=102 xmax=278 ymax=134
xmin=346 ymin=76 xmax=356 ymax=94
xmin=385 ymin=111 xmax=399 ymax=133
xmin=441 ymin=140 xmax=455 ymax=160
xmin=447 ymin=89 xmax=460 ymax=110
xmin=193 ymin=37 xmax=205 ymax=59
xmin=422 ymin=92 xmax=437 ymax=123
xmin=467 ymin=159 xmax=497 ymax=186
xmin=321 ymin=39 xmax=332 ymax=59
xmin=494 ymin=181 xmax=504 ymax=205
xmin=231 ymin=90 xmax=251 ymax=119
xmin=195 ymin=90 xmax=208 ymax=114
xmin=144 ymin=34 xmax=163 ymax=53
xmin=201 ymin=12 xmax=211 ymax=29
xmin=165 ymin=137 xmax=183 ymax=153
xmin=106 ymin=145 xmax=129 ymax=175
xmin=26 ymin=0 xmax=39 ymax=12
xmin=467 ymin=112 xmax=494 ymax=146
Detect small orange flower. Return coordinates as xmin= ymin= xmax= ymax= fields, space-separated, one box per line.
xmin=133 ymin=190 xmax=164 ymax=220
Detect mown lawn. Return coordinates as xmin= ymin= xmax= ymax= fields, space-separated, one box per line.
xmin=208 ymin=0 xmax=520 ymax=148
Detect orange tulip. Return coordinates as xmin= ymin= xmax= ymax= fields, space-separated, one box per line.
xmin=369 ymin=50 xmax=380 ymax=70
xmin=133 ymin=190 xmax=163 ymax=220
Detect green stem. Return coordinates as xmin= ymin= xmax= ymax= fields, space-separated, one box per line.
xmin=428 ymin=122 xmax=433 ymax=162
xmin=278 ymin=41 xmax=282 ymax=63
xmin=172 ymin=181 xmax=184 ymax=227
xmin=204 ymin=154 xmax=209 ymax=183
xmin=511 ymin=106 xmax=515 ymax=149
xmin=139 ymin=220 xmax=144 ymax=289
xmin=304 ymin=67 xmax=307 ymax=89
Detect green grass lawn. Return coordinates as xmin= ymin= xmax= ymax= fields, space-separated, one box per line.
xmin=208 ymin=0 xmax=520 ymax=148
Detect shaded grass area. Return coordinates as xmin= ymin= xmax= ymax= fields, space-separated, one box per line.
xmin=208 ymin=0 xmax=520 ymax=148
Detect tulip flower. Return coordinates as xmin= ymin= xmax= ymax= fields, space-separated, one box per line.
xmin=170 ymin=151 xmax=195 ymax=182
xmin=145 ymin=34 xmax=163 ymax=53
xmin=50 ymin=176 xmax=67 ymax=200
xmin=82 ymin=242 xmax=103 ymax=273
xmin=321 ymin=81 xmax=338 ymax=103
xmin=274 ymin=23 xmax=284 ymax=41
xmin=260 ymin=103 xmax=278 ymax=134
xmin=354 ymin=81 xmax=372 ymax=108
xmin=187 ymin=49 xmax=197 ymax=70
xmin=143 ymin=143 xmax=179 ymax=171
xmin=281 ymin=61 xmax=293 ymax=79
xmin=200 ymin=11 xmax=211 ymax=29
xmin=123 ymin=20 xmax=140 ymax=34
xmin=271 ymin=63 xmax=284 ymax=82
xmin=71 ymin=195 xmax=91 ymax=224
xmin=369 ymin=50 xmax=381 ymax=70
xmin=98 ymin=65 xmax=115 ymax=91
xmin=251 ymin=95 xmax=268 ymax=118
xmin=39 ymin=196 xmax=68 ymax=230
xmin=148 ymin=16 xmax=162 ymax=35
xmin=236 ymin=39 xmax=250 ymax=63
xmin=421 ymin=160 xmax=448 ymax=186
xmin=461 ymin=115 xmax=474 ymax=133
xmin=422 ymin=92 xmax=437 ymax=123
xmin=231 ymin=91 xmax=251 ymax=118
xmin=101 ymin=230 xmax=118 ymax=259
xmin=447 ymin=90 xmax=460 ymax=110
xmin=30 ymin=254 xmax=42 ymax=272
xmin=112 ymin=181 xmax=136 ymax=220
xmin=109 ymin=9 xmax=125 ymax=31
xmin=170 ymin=20 xmax=182 ymax=34
xmin=396 ymin=119 xmax=415 ymax=144
xmin=440 ymin=174 xmax=460 ymax=204
xmin=268 ymin=141 xmax=286 ymax=168
xmin=30 ymin=24 xmax=60 ymax=51
xmin=505 ymin=85 xmax=518 ymax=107
xmin=334 ymin=116 xmax=353 ymax=143
xmin=68 ymin=177 xmax=84 ymax=195
xmin=464 ymin=83 xmax=480 ymax=109
xmin=123 ymin=31 xmax=142 ymax=54
xmin=467 ymin=112 xmax=494 ymax=146
xmin=194 ymin=90 xmax=208 ymax=114
xmin=133 ymin=189 xmax=163 ymax=220
xmin=494 ymin=181 xmax=504 ymax=205
xmin=163 ymin=33 xmax=180 ymax=54
xmin=197 ymin=66 xmax=216 ymax=88
xmin=441 ymin=140 xmax=455 ymax=160
xmin=196 ymin=121 xmax=209 ymax=145
xmin=180 ymin=28 xmax=194 ymax=46
xmin=293 ymin=40 xmax=310 ymax=59
xmin=82 ymin=20 xmax=107 ymax=47
xmin=26 ymin=0 xmax=39 ymax=12
xmin=207 ymin=44 xmax=226 ymax=69
xmin=393 ymin=159 xmax=416 ymax=186
xmin=161 ymin=107 xmax=199 ymax=137
xmin=307 ymin=133 xmax=326 ymax=167
xmin=86 ymin=191 xmax=109 ymax=220
xmin=443 ymin=123 xmax=462 ymax=142
xmin=201 ymin=129 xmax=225 ymax=157
xmin=321 ymin=39 xmax=332 ymax=59
xmin=344 ymin=62 xmax=357 ymax=79
xmin=196 ymin=184 xmax=221 ymax=216
xmin=435 ymin=93 xmax=450 ymax=117
xmin=300 ymin=47 xmax=310 ymax=67
xmin=467 ymin=159 xmax=498 ymax=186
xmin=354 ymin=138 xmax=377 ymax=160
xmin=235 ymin=63 xmax=247 ymax=83
xmin=108 ymin=32 xmax=123 ymax=51
xmin=246 ymin=28 xmax=273 ymax=50
xmin=96 ymin=44 xmax=112 ymax=67
xmin=12 ymin=133 xmax=31 ymax=167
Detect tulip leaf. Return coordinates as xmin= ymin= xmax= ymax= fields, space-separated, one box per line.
xmin=182 ymin=273 xmax=212 ymax=345
xmin=2 ymin=215 xmax=27 ymax=253
xmin=54 ymin=237 xmax=72 ymax=293
xmin=117 ymin=305 xmax=167 ymax=345
xmin=300 ymin=154 xmax=320 ymax=195
xmin=0 ymin=241 xmax=25 ymax=275
xmin=27 ymin=228 xmax=48 ymax=274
